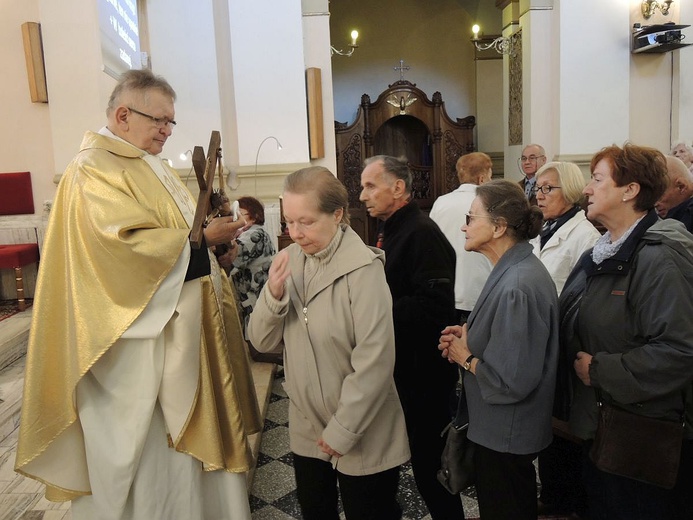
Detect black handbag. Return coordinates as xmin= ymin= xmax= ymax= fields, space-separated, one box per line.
xmin=437 ymin=369 xmax=475 ymax=494
xmin=589 ymin=396 xmax=684 ymax=489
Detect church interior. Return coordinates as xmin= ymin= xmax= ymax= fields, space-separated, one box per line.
xmin=1 ymin=0 xmax=693 ymax=518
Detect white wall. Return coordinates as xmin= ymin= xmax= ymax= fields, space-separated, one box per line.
xmin=39 ymin=0 xmax=117 ymax=174
xmin=558 ymin=0 xmax=630 ymax=156
xmin=227 ymin=0 xmax=309 ymax=166
xmin=146 ymin=0 xmax=224 ymax=169
xmin=672 ymin=0 xmax=693 ymax=145
xmin=511 ymin=0 xmax=691 ymax=173
xmin=302 ymin=4 xmax=338 ymax=174
xmin=629 ymin=1 xmax=693 ymax=152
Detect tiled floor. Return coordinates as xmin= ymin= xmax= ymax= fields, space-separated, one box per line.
xmin=248 ymin=369 xmax=481 ymax=520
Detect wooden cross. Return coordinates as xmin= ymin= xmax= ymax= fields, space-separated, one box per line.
xmin=393 ymin=59 xmax=410 ymax=81
xmin=189 ymin=130 xmax=222 ymax=249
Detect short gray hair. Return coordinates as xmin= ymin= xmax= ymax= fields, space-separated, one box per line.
xmin=107 ymin=69 xmax=176 ymax=116
xmin=283 ymin=166 xmax=350 ymax=226
xmin=364 ymin=155 xmax=412 ymax=194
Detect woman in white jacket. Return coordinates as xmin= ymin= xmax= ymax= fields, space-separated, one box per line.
xmin=530 ymin=162 xmax=601 ymax=296
xmin=248 ymin=167 xmax=410 ymax=520
xmin=530 ymin=161 xmax=600 ymax=519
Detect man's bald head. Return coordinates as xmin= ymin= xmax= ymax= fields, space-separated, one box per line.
xmin=655 ymin=156 xmax=693 ymax=217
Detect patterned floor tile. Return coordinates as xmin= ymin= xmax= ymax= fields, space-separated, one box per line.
xmin=250 ymin=460 xmax=297 ymax=504
xmin=257 ymin=426 xmax=291 ymax=460
xmin=264 ymin=398 xmax=289 ymax=425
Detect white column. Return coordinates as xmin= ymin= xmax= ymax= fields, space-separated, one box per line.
xmin=557 ymin=0 xmax=630 ymax=156
xmin=302 ymin=0 xmax=337 ymax=174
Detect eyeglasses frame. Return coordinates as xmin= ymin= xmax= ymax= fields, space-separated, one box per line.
xmin=532 ymin=185 xmax=562 ymax=195
xmin=127 ymin=106 xmax=177 ymax=128
xmin=465 ymin=212 xmax=497 ymax=226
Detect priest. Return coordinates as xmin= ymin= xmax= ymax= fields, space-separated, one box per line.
xmin=15 ymin=69 xmax=261 ymax=519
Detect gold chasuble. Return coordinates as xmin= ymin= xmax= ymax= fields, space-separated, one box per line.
xmin=15 ymin=131 xmax=261 ymax=501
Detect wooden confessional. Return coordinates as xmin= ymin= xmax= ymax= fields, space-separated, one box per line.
xmin=335 ymin=80 xmax=476 ymax=244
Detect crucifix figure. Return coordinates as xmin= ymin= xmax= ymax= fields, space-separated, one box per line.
xmin=393 ymin=59 xmax=410 ymax=81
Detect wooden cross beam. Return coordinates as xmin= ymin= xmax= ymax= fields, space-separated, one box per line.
xmin=189 ymin=130 xmax=222 ymax=249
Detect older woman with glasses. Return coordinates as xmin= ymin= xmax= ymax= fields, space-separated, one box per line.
xmin=439 ymin=179 xmax=559 ymax=520
xmin=560 ymin=143 xmax=693 ymax=520
xmin=531 ymin=162 xmax=601 ymax=296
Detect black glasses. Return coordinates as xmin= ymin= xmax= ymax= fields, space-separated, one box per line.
xmin=465 ymin=213 xmax=496 ymax=226
xmin=127 ymin=107 xmax=177 ymax=128
xmin=532 ymin=185 xmax=562 ymax=195
xmin=520 ymin=154 xmax=545 ymax=163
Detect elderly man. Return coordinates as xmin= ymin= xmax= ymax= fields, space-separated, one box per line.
xmin=518 ymin=143 xmax=547 ymax=205
xmin=15 ymin=69 xmax=261 ymax=520
xmin=360 ymin=155 xmax=464 ymax=519
xmin=430 ymin=152 xmax=493 ymax=324
xmin=656 ymin=155 xmax=693 ymax=231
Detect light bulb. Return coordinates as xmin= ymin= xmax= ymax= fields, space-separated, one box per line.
xmin=472 ymin=24 xmax=480 ymax=38
xmin=350 ymin=30 xmax=359 ymax=46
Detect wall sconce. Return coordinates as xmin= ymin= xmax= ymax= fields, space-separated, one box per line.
xmin=471 ymin=24 xmax=514 ymax=56
xmin=642 ymin=0 xmax=674 ymax=19
xmin=179 ymin=149 xmax=194 ymax=185
xmin=331 ymin=30 xmax=359 ymax=57
xmin=254 ymin=136 xmax=282 ymax=195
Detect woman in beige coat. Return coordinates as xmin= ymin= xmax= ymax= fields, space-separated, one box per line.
xmin=248 ymin=166 xmax=410 ymax=520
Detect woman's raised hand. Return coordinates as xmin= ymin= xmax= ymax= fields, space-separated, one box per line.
xmin=267 ymin=249 xmax=291 ymax=300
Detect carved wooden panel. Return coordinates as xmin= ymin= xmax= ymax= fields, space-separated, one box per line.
xmin=341 ymin=134 xmax=364 ymax=208
xmin=335 ymin=80 xmax=475 ymax=244
xmin=508 ymin=30 xmax=523 ymax=146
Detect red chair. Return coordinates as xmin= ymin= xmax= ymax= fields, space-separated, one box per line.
xmin=0 ymin=245 xmax=39 ymax=311
xmin=0 ymin=171 xmax=40 ymax=311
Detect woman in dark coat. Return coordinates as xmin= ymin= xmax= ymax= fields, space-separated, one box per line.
xmin=559 ymin=143 xmax=693 ymax=520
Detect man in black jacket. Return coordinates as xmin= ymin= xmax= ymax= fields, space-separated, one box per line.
xmin=360 ymin=155 xmax=463 ymax=519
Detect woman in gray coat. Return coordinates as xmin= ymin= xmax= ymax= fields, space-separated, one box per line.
xmin=248 ymin=167 xmax=410 ymax=520
xmin=439 ymin=180 xmax=559 ymax=519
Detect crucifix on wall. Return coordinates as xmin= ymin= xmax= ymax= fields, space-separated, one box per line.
xmin=393 ymin=59 xmax=410 ymax=82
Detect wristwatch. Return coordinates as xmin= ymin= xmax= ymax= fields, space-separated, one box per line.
xmin=462 ymin=354 xmax=475 ymax=372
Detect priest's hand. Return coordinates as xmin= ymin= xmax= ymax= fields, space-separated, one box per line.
xmin=204 ymin=216 xmax=246 ymax=246
xmin=267 ymin=249 xmax=290 ymax=300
